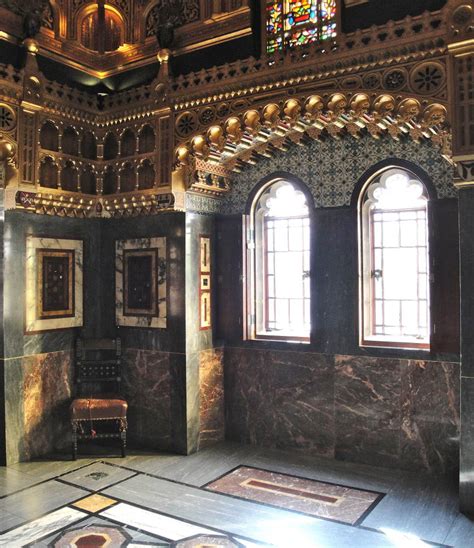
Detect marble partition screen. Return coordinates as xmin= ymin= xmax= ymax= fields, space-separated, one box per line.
xmin=26 ymin=237 xmax=83 ymax=332
xmin=115 ymin=237 xmax=167 ymax=328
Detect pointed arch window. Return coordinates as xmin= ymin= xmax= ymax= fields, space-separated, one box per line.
xmin=360 ymin=167 xmax=431 ymax=349
xmin=266 ymin=1 xmax=337 ymax=54
xmin=246 ymin=179 xmax=311 ymax=342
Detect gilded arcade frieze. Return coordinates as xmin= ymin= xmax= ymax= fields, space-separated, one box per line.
xmin=0 ymin=0 xmax=472 ymax=217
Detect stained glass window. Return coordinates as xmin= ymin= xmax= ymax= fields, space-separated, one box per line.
xmin=266 ymin=1 xmax=337 ymax=53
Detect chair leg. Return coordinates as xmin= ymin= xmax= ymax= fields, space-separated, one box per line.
xmin=121 ymin=429 xmax=126 ymax=458
xmin=72 ymin=422 xmax=78 ymax=460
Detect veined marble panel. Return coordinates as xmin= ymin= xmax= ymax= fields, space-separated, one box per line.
xmin=25 ymin=237 xmax=83 ymax=332
xmin=115 ymin=237 xmax=167 ymax=328
xmin=199 ymin=348 xmax=225 ymax=448
xmin=122 ymin=348 xmax=173 ymax=450
xmin=225 ymin=347 xmax=460 ymax=474
xmin=5 ymin=351 xmax=73 ymax=463
xmin=0 ymin=507 xmax=86 ymax=546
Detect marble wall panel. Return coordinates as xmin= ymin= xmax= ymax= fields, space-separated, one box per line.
xmin=460 ymin=377 xmax=474 ymax=513
xmin=334 ymin=355 xmax=402 ymax=468
xmin=122 ymin=349 xmax=173 ymax=451
xmin=5 ymin=351 xmax=73 ymax=464
xmin=115 ymin=237 xmax=167 ymax=329
xmin=400 ymin=360 xmax=460 ymax=476
xmin=224 ymin=347 xmax=460 ymax=475
xmin=4 ymin=211 xmax=101 ymax=359
xmin=225 ymin=347 xmax=335 ymax=457
xmin=25 ymin=237 xmax=83 ymax=333
xmin=100 ymin=212 xmax=186 ymax=353
xmin=199 ymin=348 xmax=225 ymax=448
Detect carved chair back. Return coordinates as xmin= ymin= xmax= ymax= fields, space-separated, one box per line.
xmin=75 ymin=338 xmax=122 ymax=397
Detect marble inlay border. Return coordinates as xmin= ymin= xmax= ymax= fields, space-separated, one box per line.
xmin=204 ymin=465 xmax=384 ymax=526
xmin=25 ymin=236 xmax=83 ymax=333
xmin=115 ymin=237 xmax=167 ymax=329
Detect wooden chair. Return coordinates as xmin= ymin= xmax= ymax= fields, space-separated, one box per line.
xmin=70 ymin=338 xmax=128 ymax=460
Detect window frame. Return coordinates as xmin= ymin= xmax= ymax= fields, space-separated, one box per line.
xmin=244 ymin=175 xmax=314 ymax=343
xmin=358 ymin=166 xmax=432 ymax=351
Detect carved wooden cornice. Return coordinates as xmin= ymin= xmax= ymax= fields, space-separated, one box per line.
xmin=13 ymin=187 xmax=176 ymax=217
xmin=175 ymin=92 xmax=450 ymax=175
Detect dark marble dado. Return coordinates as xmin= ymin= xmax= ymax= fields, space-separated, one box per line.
xmin=225 ymin=347 xmax=460 ymax=475
xmin=122 ymin=348 xmax=173 ymax=451
xmin=199 ymin=348 xmax=225 ymax=448
xmin=400 ymin=360 xmax=459 ymax=475
xmin=5 ymin=351 xmax=73 ymax=464
xmin=335 ymin=355 xmax=402 ymax=469
xmin=225 ymin=347 xmax=335 ymax=458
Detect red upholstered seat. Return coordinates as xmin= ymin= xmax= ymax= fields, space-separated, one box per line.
xmin=71 ymin=338 xmax=127 ymax=459
xmin=71 ymin=396 xmax=128 ymax=420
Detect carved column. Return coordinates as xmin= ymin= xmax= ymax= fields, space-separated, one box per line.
xmin=19 ymin=38 xmax=43 ymax=187
xmin=447 ymin=0 xmax=474 ymax=516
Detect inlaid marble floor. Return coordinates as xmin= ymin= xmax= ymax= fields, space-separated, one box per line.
xmin=0 ymin=442 xmax=473 ymax=547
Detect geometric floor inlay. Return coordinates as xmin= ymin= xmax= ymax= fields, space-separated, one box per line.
xmin=205 ymin=466 xmax=384 ymax=525
xmin=52 ymin=524 xmax=130 ymax=547
xmin=72 ymin=494 xmax=117 ymax=513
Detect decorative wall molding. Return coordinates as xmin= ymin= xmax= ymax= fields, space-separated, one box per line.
xmin=25 ymin=236 xmax=83 ymax=333
xmin=175 ymin=92 xmax=450 ymax=177
xmin=115 ymin=237 xmax=167 ymax=329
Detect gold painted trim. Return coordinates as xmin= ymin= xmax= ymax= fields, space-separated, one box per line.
xmin=453 ymin=154 xmax=474 ymax=162
xmin=448 ymin=38 xmax=474 ymax=56
xmin=453 ymin=181 xmax=474 ymax=189
xmin=173 ymin=27 xmax=252 ymax=56
xmin=33 ymin=26 xmax=252 ymax=80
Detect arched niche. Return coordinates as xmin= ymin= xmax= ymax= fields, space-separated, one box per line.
xmin=60 ymin=160 xmax=78 ymax=192
xmin=138 ymin=124 xmax=155 ymax=154
xmin=138 ymin=159 xmax=155 ymax=190
xmin=79 ymin=5 xmax=124 ymax=52
xmin=81 ymin=131 xmax=97 ymax=160
xmin=103 ymin=166 xmax=118 ymax=194
xmin=104 ymin=132 xmax=119 ymax=160
xmin=120 ymin=129 xmax=136 ymax=158
xmin=39 ymin=157 xmax=58 ymax=188
xmin=80 ymin=165 xmax=97 ymax=194
xmin=62 ymin=126 xmax=79 ymax=156
xmin=39 ymin=121 xmax=59 ymax=151
xmin=120 ymin=162 xmax=135 ymax=192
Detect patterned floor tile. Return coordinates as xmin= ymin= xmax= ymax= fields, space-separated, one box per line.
xmin=59 ymin=462 xmax=135 ymax=491
xmin=0 ymin=507 xmax=86 ymax=546
xmin=206 ymin=466 xmax=383 ymax=525
xmin=72 ymin=494 xmax=117 ymax=513
xmin=101 ymin=502 xmax=216 ymax=541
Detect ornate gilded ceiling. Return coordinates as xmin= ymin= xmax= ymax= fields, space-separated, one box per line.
xmin=0 ymin=0 xmax=472 ymax=218
xmin=0 ymin=1 xmax=252 ymax=78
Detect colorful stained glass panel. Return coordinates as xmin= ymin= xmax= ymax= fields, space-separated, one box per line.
xmin=267 ymin=1 xmax=337 ymax=53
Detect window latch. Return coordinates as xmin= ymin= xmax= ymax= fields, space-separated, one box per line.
xmin=302 ymin=270 xmax=310 ymax=279
xmin=371 ymin=269 xmax=383 ymax=280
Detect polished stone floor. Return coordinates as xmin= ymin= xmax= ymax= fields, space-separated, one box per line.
xmin=0 ymin=441 xmax=473 ymax=547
